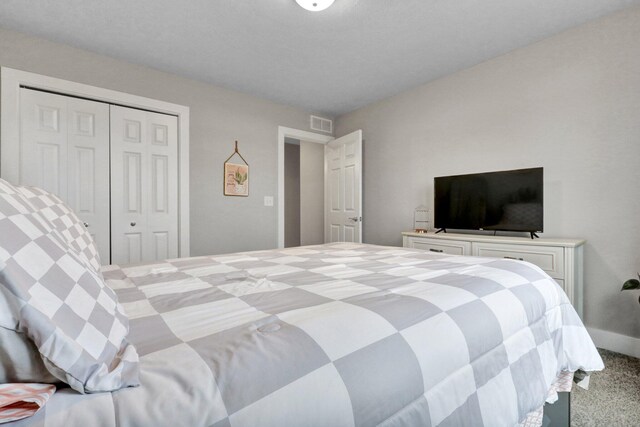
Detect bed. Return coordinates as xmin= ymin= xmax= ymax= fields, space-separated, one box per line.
xmin=6 ymin=242 xmax=603 ymax=427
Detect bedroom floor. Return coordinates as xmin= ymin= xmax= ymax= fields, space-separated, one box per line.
xmin=572 ymin=348 xmax=640 ymax=426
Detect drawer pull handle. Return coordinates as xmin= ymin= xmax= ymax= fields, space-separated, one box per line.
xmin=504 ymin=256 xmax=524 ymax=261
xmin=430 ymin=249 xmax=444 ymax=253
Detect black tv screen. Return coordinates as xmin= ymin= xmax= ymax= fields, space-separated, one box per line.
xmin=434 ymin=167 xmax=543 ymax=233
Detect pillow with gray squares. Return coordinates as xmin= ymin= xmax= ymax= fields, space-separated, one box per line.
xmin=0 ymin=179 xmax=139 ymax=393
xmin=16 ymin=186 xmax=103 ymax=275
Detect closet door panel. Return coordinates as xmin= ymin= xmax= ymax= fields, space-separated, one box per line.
xmin=67 ymin=98 xmax=110 ymax=263
xmin=19 ymin=89 xmax=111 ymax=264
xmin=124 ymin=233 xmax=144 ymax=264
xmin=111 ymin=106 xmax=178 ymax=264
xmin=147 ymin=113 xmax=178 ymax=260
xmin=111 ymin=106 xmax=150 ymax=265
xmin=19 ymin=90 xmax=68 ymax=199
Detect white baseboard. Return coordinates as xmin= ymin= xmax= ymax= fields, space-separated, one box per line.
xmin=587 ymin=327 xmax=640 ymax=359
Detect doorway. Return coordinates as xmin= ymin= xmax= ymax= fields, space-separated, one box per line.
xmin=284 ymin=137 xmax=326 ymax=248
xmin=277 ymin=127 xmax=333 ymax=248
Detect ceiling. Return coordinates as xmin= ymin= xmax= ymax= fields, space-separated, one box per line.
xmin=0 ymin=0 xmax=638 ymax=116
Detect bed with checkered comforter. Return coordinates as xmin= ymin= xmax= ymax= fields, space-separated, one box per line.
xmin=12 ymin=243 xmax=603 ymax=427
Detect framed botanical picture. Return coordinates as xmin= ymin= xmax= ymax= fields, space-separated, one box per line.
xmin=224 ymin=162 xmax=249 ymax=196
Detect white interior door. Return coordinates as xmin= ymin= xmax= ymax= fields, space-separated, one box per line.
xmin=66 ymin=98 xmax=110 ymax=261
xmin=20 ymin=89 xmax=69 ymax=199
xmin=147 ymin=112 xmax=179 ymax=261
xmin=324 ymin=130 xmax=363 ymax=243
xmin=110 ymin=105 xmax=178 ymax=264
xmin=19 ymin=88 xmax=111 ymax=262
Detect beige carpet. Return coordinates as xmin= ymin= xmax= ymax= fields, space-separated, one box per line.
xmin=572 ymin=348 xmax=640 ymax=426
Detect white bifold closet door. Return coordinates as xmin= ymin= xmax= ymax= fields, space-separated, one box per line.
xmin=110 ymin=105 xmax=179 ymax=265
xmin=19 ymin=88 xmax=111 ymax=261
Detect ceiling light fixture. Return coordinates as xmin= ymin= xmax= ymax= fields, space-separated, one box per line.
xmin=295 ymin=0 xmax=335 ymax=12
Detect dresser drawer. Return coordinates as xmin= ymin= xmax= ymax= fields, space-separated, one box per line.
xmin=472 ymin=243 xmax=565 ymax=279
xmin=406 ymin=237 xmax=471 ymax=256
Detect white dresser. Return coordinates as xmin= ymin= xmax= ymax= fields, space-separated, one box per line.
xmin=402 ymin=231 xmax=585 ymax=318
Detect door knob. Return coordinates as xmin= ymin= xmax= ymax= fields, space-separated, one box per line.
xmin=348 ymin=217 xmax=362 ymax=222
xmin=83 ymin=222 xmax=89 ymax=228
xmin=130 ymin=222 xmax=137 ymax=227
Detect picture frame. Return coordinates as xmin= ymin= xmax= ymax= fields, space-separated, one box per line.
xmin=224 ymin=162 xmax=249 ymax=197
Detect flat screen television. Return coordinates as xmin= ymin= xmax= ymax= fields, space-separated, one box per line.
xmin=434 ymin=167 xmax=543 ymax=236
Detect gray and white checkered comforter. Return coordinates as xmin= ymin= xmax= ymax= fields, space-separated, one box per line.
xmin=12 ymin=243 xmax=603 ymax=427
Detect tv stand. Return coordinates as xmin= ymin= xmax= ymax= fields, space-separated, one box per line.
xmin=435 ymin=228 xmax=446 ymax=234
xmin=401 ymin=231 xmax=585 ymax=318
xmin=530 ymin=232 xmax=540 ymax=239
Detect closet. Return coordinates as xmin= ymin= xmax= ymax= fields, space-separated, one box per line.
xmin=17 ymin=87 xmax=179 ymax=265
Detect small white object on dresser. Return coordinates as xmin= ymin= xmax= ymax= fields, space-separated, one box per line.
xmin=402 ymin=231 xmax=585 ymax=318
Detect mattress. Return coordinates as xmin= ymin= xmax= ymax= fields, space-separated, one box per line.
xmin=10 ymin=243 xmax=603 ymax=427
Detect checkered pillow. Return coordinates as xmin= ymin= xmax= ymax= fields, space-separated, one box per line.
xmin=16 ymin=186 xmax=102 ymax=274
xmin=0 ymin=179 xmax=139 ymax=393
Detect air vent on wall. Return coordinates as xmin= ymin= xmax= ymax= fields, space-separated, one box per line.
xmin=310 ymin=115 xmax=333 ymax=134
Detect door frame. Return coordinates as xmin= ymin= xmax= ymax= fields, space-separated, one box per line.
xmin=277 ymin=126 xmax=333 ymax=248
xmin=0 ymin=67 xmax=191 ymax=258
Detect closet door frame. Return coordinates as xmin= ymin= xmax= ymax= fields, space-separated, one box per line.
xmin=0 ymin=67 xmax=191 ymax=259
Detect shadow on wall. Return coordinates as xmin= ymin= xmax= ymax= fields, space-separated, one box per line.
xmin=587 ymin=244 xmax=640 ymax=338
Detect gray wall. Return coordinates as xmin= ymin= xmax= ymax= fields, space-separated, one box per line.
xmin=336 ymin=8 xmax=640 ymax=339
xmin=300 ymin=141 xmax=325 ymax=245
xmin=284 ymin=143 xmax=301 ymax=247
xmin=0 ymin=27 xmax=323 ymax=256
